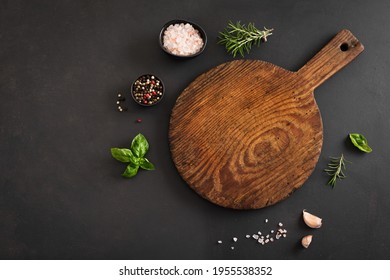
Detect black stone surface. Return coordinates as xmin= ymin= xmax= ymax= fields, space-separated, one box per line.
xmin=1 ymin=0 xmax=389 ymax=259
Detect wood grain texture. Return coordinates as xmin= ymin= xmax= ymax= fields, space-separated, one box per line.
xmin=169 ymin=30 xmax=364 ymax=209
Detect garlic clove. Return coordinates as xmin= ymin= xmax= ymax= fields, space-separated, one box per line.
xmin=301 ymin=235 xmax=313 ymax=248
xmin=302 ymin=210 xmax=322 ymax=228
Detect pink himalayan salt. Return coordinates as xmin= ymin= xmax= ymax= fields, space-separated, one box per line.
xmin=163 ymin=23 xmax=204 ymax=56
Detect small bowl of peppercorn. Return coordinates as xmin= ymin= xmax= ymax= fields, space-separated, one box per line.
xmin=131 ymin=74 xmax=164 ymax=106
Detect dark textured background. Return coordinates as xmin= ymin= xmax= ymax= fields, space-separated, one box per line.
xmin=1 ymin=0 xmax=389 ymax=260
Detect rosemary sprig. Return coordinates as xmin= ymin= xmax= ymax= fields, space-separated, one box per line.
xmin=324 ymin=154 xmax=350 ymax=187
xmin=218 ymin=21 xmax=273 ymax=58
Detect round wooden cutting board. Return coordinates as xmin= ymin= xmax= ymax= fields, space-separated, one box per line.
xmin=169 ymin=30 xmax=364 ymax=209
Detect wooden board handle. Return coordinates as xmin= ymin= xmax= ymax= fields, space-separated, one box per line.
xmin=298 ymin=29 xmax=364 ymax=89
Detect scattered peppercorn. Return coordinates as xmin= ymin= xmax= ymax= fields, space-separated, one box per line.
xmin=131 ymin=74 xmax=164 ymax=106
xmin=136 ymin=118 xmax=142 ymax=123
xmin=117 ymin=93 xmax=125 ymax=101
xmin=117 ymin=105 xmax=127 ymax=112
xmin=116 ymin=92 xmax=127 ymax=112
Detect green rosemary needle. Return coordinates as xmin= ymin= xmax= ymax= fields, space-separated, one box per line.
xmin=218 ymin=21 xmax=273 ymax=58
xmin=324 ymin=154 xmax=350 ymax=187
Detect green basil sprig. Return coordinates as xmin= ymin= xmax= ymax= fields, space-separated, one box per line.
xmin=349 ymin=133 xmax=372 ymax=153
xmin=111 ymin=133 xmax=155 ymax=178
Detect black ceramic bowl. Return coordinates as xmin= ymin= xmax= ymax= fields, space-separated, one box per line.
xmin=130 ymin=74 xmax=164 ymax=107
xmin=159 ymin=19 xmax=207 ymax=58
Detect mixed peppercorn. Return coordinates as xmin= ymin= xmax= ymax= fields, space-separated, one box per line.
xmin=116 ymin=93 xmax=127 ymax=112
xmin=131 ymin=74 xmax=164 ymax=106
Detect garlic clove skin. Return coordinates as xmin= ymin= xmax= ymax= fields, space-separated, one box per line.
xmin=302 ymin=210 xmax=322 ymax=228
xmin=301 ymin=235 xmax=313 ymax=248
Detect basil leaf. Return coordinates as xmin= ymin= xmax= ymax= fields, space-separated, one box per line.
xmin=139 ymin=158 xmax=155 ymax=170
xmin=349 ymin=133 xmax=372 ymax=153
xmin=131 ymin=133 xmax=149 ymax=158
xmin=122 ymin=164 xmax=139 ymax=178
xmin=111 ymin=148 xmax=139 ymax=164
xmin=111 ymin=134 xmax=155 ymax=179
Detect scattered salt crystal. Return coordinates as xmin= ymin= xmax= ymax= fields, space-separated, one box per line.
xmin=217 ymin=220 xmax=289 ymax=250
xmin=265 ymin=219 xmax=268 ymax=223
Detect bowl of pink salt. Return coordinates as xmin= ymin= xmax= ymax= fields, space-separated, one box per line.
xmin=159 ymin=19 xmax=207 ymax=58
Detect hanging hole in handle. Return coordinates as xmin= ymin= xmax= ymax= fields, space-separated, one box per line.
xmin=340 ymin=43 xmax=349 ymax=52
